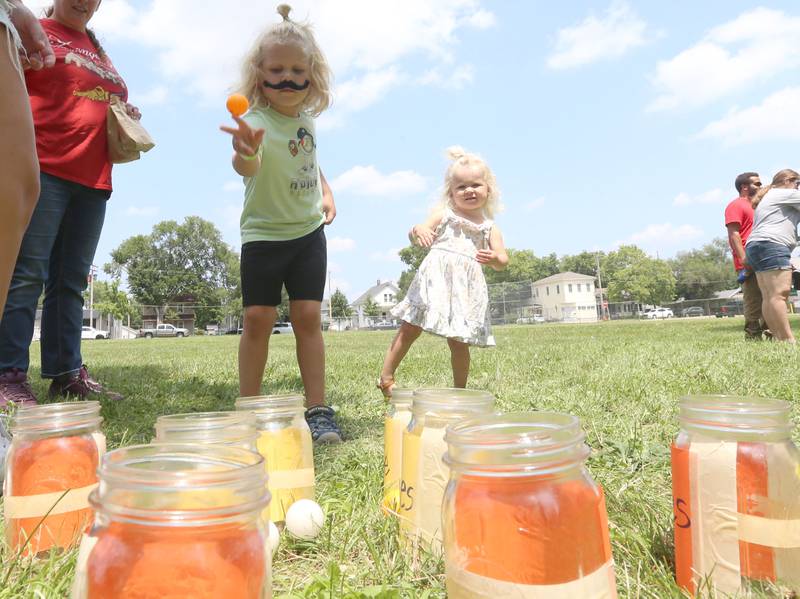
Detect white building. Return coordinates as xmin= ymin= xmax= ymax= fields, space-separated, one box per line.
xmin=351 ymin=279 xmax=400 ymax=328
xmin=532 ymin=272 xmax=598 ymax=323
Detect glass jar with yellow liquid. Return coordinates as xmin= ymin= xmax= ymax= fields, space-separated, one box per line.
xmin=399 ymin=388 xmax=494 ymax=553
xmin=382 ymin=388 xmax=414 ymax=516
xmin=154 ymin=411 xmax=258 ymax=451
xmin=235 ymin=394 xmax=314 ymax=522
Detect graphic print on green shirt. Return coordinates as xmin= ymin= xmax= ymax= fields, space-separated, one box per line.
xmin=241 ymin=106 xmax=324 ymax=242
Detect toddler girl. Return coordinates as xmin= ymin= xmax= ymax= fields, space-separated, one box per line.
xmin=378 ymin=147 xmax=508 ymax=396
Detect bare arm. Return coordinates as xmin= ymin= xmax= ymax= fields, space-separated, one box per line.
xmin=8 ymin=0 xmax=55 ymax=70
xmin=409 ymin=208 xmax=444 ymax=247
xmin=476 ymin=225 xmax=509 ymax=271
xmin=726 ymin=223 xmax=747 ymax=268
xmin=320 ymin=169 xmax=336 ymax=225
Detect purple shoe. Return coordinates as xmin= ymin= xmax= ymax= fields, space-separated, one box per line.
xmin=48 ymin=365 xmax=123 ymax=401
xmin=0 ymin=368 xmax=37 ymax=408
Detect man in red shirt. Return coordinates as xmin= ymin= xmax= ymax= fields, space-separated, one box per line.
xmin=725 ymin=171 xmax=768 ymax=339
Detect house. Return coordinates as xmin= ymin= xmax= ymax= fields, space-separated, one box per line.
xmin=351 ymin=280 xmax=401 ymax=328
xmin=532 ymin=272 xmax=598 ymax=323
xmin=140 ymin=295 xmax=197 ymax=333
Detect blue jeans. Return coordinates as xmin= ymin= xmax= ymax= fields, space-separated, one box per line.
xmin=745 ymin=240 xmax=792 ymax=272
xmin=0 ymin=173 xmax=109 ymax=378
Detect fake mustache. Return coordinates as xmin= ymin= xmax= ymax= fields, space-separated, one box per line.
xmin=262 ymin=79 xmax=310 ymax=91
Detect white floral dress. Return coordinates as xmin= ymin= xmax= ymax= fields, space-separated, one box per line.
xmin=391 ymin=207 xmax=495 ymax=347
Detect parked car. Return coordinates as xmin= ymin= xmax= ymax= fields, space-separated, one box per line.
xmin=139 ymin=323 xmax=190 ymax=338
xmin=272 ymin=322 xmax=293 ymax=335
xmin=714 ymin=303 xmax=744 ymax=318
xmin=641 ymin=307 xmax=674 ymax=319
xmin=516 ymin=315 xmax=545 ymax=324
xmin=371 ymin=320 xmax=398 ymax=331
xmin=681 ymin=306 xmax=704 ymax=318
xmin=81 ymin=326 xmax=108 ymax=340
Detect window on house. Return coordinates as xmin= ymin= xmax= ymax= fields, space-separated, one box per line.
xmin=546 ymin=287 xmax=550 ymax=296
xmin=556 ymin=285 xmax=560 ymax=294
xmin=568 ymin=284 xmax=573 ymax=293
xmin=577 ymin=284 xmax=582 ymax=292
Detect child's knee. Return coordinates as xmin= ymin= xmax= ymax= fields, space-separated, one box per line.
xmin=399 ymin=322 xmax=422 ymax=339
xmin=243 ymin=306 xmax=277 ymax=331
xmin=447 ymin=337 xmax=469 ymax=352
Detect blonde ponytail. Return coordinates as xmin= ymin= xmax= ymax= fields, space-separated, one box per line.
xmin=753 ymin=169 xmax=800 ymax=207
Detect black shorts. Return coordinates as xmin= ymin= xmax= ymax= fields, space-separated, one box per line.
xmin=241 ymin=225 xmax=327 ymax=307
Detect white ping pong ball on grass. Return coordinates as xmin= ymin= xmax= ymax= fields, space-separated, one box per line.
xmin=285 ymin=499 xmax=325 ymax=540
xmin=267 ymin=520 xmax=280 ymax=556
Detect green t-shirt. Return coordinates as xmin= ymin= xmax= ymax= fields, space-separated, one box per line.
xmin=240 ymin=106 xmax=324 ymax=243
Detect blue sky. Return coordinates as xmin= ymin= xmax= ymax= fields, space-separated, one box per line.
xmin=28 ymin=0 xmax=800 ymax=299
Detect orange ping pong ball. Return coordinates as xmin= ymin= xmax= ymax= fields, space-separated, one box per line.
xmin=226 ymin=93 xmax=249 ymax=117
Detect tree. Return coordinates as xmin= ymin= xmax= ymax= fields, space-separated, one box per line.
xmin=671 ymin=238 xmax=737 ymax=299
xmin=363 ymin=296 xmax=381 ymax=318
xmin=330 ymin=289 xmax=352 ymax=318
xmin=483 ymin=249 xmax=559 ymax=284
xmin=93 ymin=280 xmax=139 ymax=326
xmin=397 ymin=245 xmax=430 ymax=298
xmin=607 ymin=250 xmax=676 ymax=305
xmin=105 ymin=217 xmax=239 ymax=327
xmin=560 ymin=251 xmax=603 ymax=280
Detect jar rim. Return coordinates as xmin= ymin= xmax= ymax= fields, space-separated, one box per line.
xmin=412 ymin=388 xmax=495 ymax=413
xmin=11 ymin=400 xmax=102 ymax=434
xmin=235 ymin=393 xmax=305 ymax=411
xmin=92 ymin=443 xmax=269 ymax=524
xmin=155 ymin=411 xmax=256 ymax=432
xmin=389 ymin=388 xmax=414 ymax=405
xmin=444 ymin=411 xmax=589 ymax=474
xmin=679 ymin=395 xmax=791 ymax=436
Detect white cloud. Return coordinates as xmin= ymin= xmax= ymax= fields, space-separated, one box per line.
xmin=104 ymin=0 xmax=494 ymax=120
xmin=125 ymin=205 xmax=159 ymax=217
xmin=696 ymin=87 xmax=800 ymax=145
xmin=369 ymin=248 xmax=403 ymax=263
xmin=132 ymin=85 xmax=169 ymax=106
xmin=331 ymin=166 xmax=427 ymax=197
xmin=418 ymin=64 xmax=474 ymax=89
xmin=672 ymin=188 xmax=724 ymax=207
xmin=624 ymin=223 xmax=704 ymax=249
xmin=648 ymin=8 xmax=800 ymax=112
xmin=546 ymin=1 xmax=651 ymax=70
xmin=328 ymin=237 xmax=357 ymax=252
xmin=223 ymin=180 xmax=243 ymax=193
xmin=524 ymin=197 xmax=546 ymax=211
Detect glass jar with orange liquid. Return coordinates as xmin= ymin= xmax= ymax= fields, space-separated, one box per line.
xmin=75 ymin=444 xmax=271 ymax=599
xmin=672 ymin=395 xmax=800 ymax=597
xmin=399 ymin=388 xmax=494 ymax=552
xmin=442 ymin=412 xmax=617 ymax=598
xmin=382 ymin=388 xmax=413 ymax=516
xmin=3 ymin=401 xmax=104 ymax=555
xmin=154 ymin=411 xmax=258 ymax=451
xmin=235 ymin=394 xmax=314 ymax=522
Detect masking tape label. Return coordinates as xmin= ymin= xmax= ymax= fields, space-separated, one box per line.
xmin=3 ymin=483 xmax=97 ymax=519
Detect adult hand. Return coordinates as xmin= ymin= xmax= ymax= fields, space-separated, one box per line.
xmin=124 ymin=103 xmax=142 ymax=121
xmin=220 ymin=115 xmax=264 ymax=158
xmin=412 ymin=225 xmax=436 ymax=248
xmin=10 ymin=1 xmax=55 ymax=70
xmin=476 ymin=248 xmax=498 ymax=266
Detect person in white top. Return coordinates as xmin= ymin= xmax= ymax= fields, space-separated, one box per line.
xmin=745 ymin=169 xmax=800 ymax=342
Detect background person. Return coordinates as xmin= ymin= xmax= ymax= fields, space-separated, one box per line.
xmin=725 ymin=171 xmax=769 ymax=339
xmin=745 ymin=169 xmax=800 ymax=342
xmin=221 ymin=5 xmax=341 ymax=443
xmin=0 ymin=0 xmax=54 ymax=326
xmin=0 ymin=0 xmax=139 ymax=407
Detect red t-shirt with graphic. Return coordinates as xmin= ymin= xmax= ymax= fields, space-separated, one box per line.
xmin=724 ymin=196 xmax=754 ymax=271
xmin=25 ymin=19 xmax=128 ymax=191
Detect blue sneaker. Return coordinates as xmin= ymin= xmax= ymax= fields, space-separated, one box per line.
xmin=305 ymin=405 xmax=342 ymax=444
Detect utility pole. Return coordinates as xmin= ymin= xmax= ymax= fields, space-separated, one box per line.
xmin=88 ymin=264 xmax=97 ymax=327
xmin=595 ymin=253 xmax=607 ymax=320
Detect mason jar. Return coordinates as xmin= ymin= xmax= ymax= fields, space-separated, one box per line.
xmin=235 ymin=394 xmax=314 ymax=522
xmin=74 ymin=444 xmax=271 ymax=598
xmin=154 ymin=411 xmax=258 ymax=451
xmin=382 ymin=388 xmax=414 ymax=516
xmin=399 ymin=388 xmax=495 ymax=552
xmin=672 ymin=395 xmax=800 ymax=597
xmin=443 ymin=412 xmax=617 ymax=598
xmin=3 ymin=401 xmax=104 ymax=555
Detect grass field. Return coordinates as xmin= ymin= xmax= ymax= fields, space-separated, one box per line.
xmin=2 ymin=317 xmax=800 ymax=598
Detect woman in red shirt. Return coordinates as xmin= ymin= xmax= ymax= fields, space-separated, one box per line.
xmin=0 ymin=0 xmax=140 ymax=406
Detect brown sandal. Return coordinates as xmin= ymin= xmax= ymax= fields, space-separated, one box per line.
xmin=376 ymin=376 xmax=396 ymax=399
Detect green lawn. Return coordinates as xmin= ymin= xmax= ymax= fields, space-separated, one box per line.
xmin=3 ymin=317 xmax=800 ymax=598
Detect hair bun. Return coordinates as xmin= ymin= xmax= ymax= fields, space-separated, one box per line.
xmin=446 ymin=145 xmax=467 ymax=161
xmin=277 ymin=4 xmax=292 ymax=20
